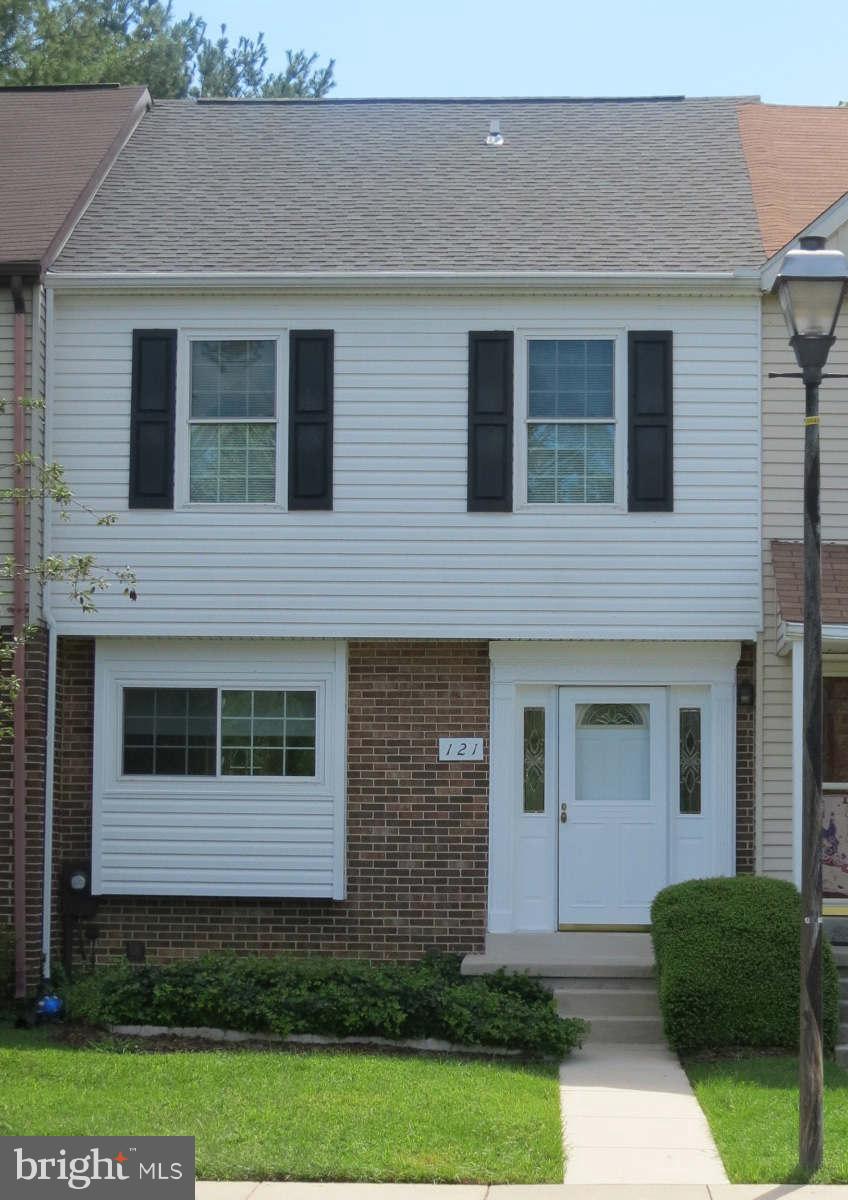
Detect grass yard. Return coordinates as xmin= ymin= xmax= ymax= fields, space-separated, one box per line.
xmin=0 ymin=1028 xmax=563 ymax=1183
xmin=687 ymin=1055 xmax=848 ymax=1184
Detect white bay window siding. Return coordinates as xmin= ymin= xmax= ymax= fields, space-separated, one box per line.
xmin=49 ymin=291 xmax=760 ymax=640
xmin=92 ymin=639 xmax=346 ymax=897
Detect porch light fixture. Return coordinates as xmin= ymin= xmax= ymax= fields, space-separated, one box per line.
xmin=774 ymin=233 xmax=848 ymax=1176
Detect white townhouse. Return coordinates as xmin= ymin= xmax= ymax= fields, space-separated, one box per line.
xmin=738 ymin=101 xmax=848 ymax=929
xmin=31 ymin=95 xmax=766 ymax=970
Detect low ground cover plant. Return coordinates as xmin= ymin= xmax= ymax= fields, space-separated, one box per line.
xmin=651 ymin=875 xmax=839 ymax=1054
xmin=64 ymin=951 xmax=585 ymax=1058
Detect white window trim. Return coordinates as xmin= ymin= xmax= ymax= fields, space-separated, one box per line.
xmin=514 ymin=326 xmax=628 ymax=513
xmin=92 ymin=639 xmax=347 ymax=899
xmin=174 ymin=326 xmax=287 ymax=512
xmin=120 ymin=683 xmax=322 ymax=785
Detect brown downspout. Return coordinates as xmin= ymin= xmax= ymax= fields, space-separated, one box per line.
xmin=10 ymin=274 xmax=28 ymax=1000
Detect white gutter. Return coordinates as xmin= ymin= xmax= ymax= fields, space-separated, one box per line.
xmin=777 ymin=619 xmax=848 ymax=654
xmin=46 ymin=268 xmax=762 ymax=294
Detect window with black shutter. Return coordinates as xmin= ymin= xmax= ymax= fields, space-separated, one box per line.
xmin=628 ymin=331 xmax=673 ymax=512
xmin=129 ymin=329 xmax=177 ymax=509
xmin=289 ymin=331 xmax=334 ymax=510
xmin=468 ymin=331 xmax=514 ymax=512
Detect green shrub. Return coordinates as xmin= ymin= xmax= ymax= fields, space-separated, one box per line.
xmin=651 ymin=876 xmax=840 ymax=1055
xmin=64 ymin=951 xmax=587 ymax=1058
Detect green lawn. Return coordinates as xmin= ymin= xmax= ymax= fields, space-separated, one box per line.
xmin=0 ymin=1028 xmax=563 ymax=1183
xmin=687 ymin=1056 xmax=848 ymax=1184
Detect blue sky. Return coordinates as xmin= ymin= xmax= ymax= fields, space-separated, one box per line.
xmin=177 ymin=0 xmax=848 ymax=105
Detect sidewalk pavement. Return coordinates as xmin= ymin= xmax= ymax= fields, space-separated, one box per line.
xmin=195 ymin=1184 xmax=848 ymax=1197
xmin=560 ymin=1044 xmax=727 ymax=1184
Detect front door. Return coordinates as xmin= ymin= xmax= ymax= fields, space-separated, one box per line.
xmin=558 ymin=687 xmax=668 ymax=927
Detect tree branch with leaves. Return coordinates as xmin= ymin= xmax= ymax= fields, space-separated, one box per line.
xmin=0 ymin=392 xmax=137 ymax=739
xmin=0 ymin=2 xmax=335 ymax=98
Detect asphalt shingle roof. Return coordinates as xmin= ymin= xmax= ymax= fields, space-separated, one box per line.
xmin=738 ymin=103 xmax=848 ymax=257
xmin=0 ymin=85 xmax=148 ymax=271
xmin=54 ymin=95 xmax=764 ymax=275
xmin=772 ymin=540 xmax=848 ymax=626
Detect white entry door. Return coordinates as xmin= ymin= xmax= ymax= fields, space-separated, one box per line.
xmin=558 ymin=687 xmax=668 ymax=927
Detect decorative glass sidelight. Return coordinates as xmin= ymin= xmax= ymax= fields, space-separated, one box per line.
xmin=523 ymin=707 xmax=545 ymax=813
xmin=679 ymin=708 xmax=702 ymax=814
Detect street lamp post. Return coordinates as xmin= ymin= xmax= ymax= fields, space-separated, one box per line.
xmin=774 ymin=234 xmax=848 ymax=1175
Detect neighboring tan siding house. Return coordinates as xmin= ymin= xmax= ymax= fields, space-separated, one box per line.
xmin=39 ymin=95 xmax=765 ymax=974
xmin=739 ymin=103 xmax=848 ymax=917
xmin=0 ymin=85 xmax=150 ymax=996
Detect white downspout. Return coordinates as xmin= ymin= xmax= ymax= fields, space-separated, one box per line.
xmin=41 ymin=615 xmax=57 ymax=981
xmin=40 ymin=286 xmax=57 ymax=981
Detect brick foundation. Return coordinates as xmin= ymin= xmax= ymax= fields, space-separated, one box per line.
xmin=736 ymin=641 xmax=756 ymax=874
xmin=51 ymin=637 xmax=490 ymax=968
xmin=0 ymin=625 xmax=48 ymax=989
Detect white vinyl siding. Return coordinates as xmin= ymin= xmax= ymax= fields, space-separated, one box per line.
xmin=47 ymin=290 xmax=761 ymax=641
xmin=92 ymin=638 xmax=347 ymax=898
xmin=760 ymin=292 xmax=848 ymax=879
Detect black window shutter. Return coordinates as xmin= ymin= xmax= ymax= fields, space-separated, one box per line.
xmin=289 ymin=330 xmax=333 ymax=510
xmin=628 ymin=331 xmax=673 ymax=512
xmin=468 ymin=331 xmax=513 ymax=512
xmin=129 ymin=329 xmax=176 ymax=509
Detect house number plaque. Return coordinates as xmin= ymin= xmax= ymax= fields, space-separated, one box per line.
xmin=438 ymin=738 xmax=484 ymax=762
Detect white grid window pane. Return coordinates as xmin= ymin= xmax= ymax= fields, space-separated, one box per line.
xmin=529 ymin=339 xmax=613 ymax=419
xmin=528 ymin=423 xmax=614 ymax=504
xmin=191 ymin=340 xmax=276 ymax=419
xmin=190 ymin=423 xmax=276 ymax=503
xmin=221 ymin=689 xmax=316 ymax=777
xmin=527 ymin=339 xmax=615 ymax=505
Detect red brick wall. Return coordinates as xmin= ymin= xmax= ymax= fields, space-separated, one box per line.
xmin=736 ymin=641 xmax=756 ymax=874
xmin=51 ymin=637 xmax=490 ymax=967
xmin=0 ymin=626 xmax=48 ymax=990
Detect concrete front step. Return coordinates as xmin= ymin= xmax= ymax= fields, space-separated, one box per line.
xmin=555 ymin=984 xmax=661 ymax=1019
xmin=570 ymin=1013 xmax=666 ymax=1044
xmin=461 ymin=956 xmax=655 ymax=981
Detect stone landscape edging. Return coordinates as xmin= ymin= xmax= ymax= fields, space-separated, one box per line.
xmin=109 ymin=1024 xmax=522 ymax=1056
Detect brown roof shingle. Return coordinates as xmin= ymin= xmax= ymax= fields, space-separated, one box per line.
xmin=738 ymin=103 xmax=848 ymax=258
xmin=772 ymin=540 xmax=848 ymax=626
xmin=0 ymin=85 xmax=149 ymax=273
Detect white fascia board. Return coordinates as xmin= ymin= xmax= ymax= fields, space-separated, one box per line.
xmin=45 ymin=268 xmax=762 ymax=296
xmin=778 ymin=619 xmax=848 ymax=654
xmin=761 ymin=189 xmax=848 ymax=292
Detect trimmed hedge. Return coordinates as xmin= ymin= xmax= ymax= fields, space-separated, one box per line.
xmin=64 ymin=952 xmax=587 ymax=1058
xmin=651 ymin=876 xmax=840 ymax=1055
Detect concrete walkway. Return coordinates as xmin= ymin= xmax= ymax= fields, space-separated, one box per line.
xmin=196 ymin=1184 xmax=848 ymax=1197
xmin=560 ymin=1044 xmax=728 ymax=1185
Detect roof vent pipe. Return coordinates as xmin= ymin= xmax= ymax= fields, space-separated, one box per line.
xmin=485 ymin=119 xmax=504 ymax=146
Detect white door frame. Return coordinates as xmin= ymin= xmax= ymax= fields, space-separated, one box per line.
xmin=487 ymin=640 xmax=739 ymax=935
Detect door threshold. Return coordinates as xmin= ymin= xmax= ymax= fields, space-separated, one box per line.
xmin=558 ymin=924 xmax=651 ymax=932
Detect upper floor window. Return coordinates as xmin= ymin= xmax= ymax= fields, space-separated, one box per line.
xmin=189 ymin=339 xmax=277 ymax=503
xmin=526 ymin=338 xmax=615 ymax=505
